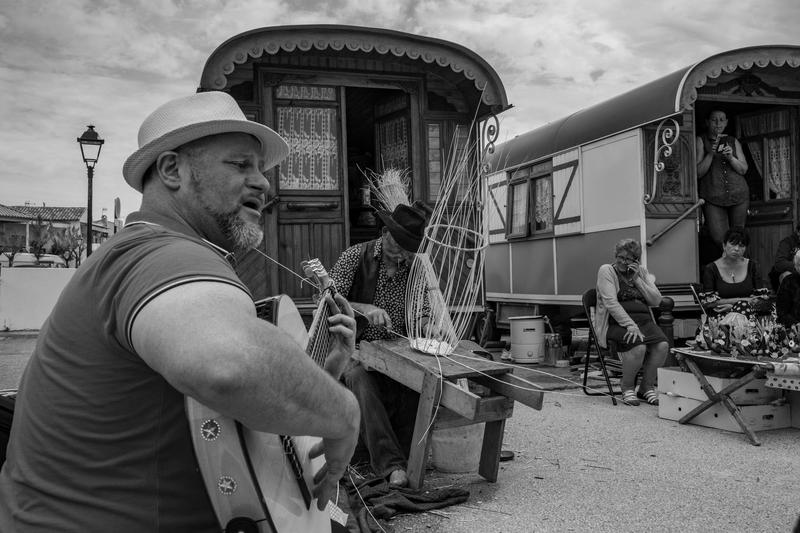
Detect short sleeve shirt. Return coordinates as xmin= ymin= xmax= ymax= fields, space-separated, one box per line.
xmin=0 ymin=212 xmax=249 ymax=532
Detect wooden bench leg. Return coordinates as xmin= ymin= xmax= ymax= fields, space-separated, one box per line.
xmin=478 ymin=419 xmax=505 ymax=482
xmin=407 ymin=372 xmax=441 ymax=490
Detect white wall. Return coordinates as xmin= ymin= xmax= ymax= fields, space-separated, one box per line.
xmin=581 ymin=130 xmax=643 ymax=232
xmin=0 ymin=268 xmax=75 ymax=330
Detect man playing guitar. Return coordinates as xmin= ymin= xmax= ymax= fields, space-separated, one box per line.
xmin=0 ymin=92 xmax=360 ymax=532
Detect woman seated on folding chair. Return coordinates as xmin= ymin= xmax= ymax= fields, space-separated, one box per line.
xmin=595 ymin=238 xmax=668 ymax=406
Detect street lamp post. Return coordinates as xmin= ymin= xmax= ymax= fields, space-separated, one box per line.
xmin=77 ymin=125 xmax=104 ymax=258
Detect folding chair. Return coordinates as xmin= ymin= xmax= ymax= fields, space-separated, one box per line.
xmin=581 ymin=289 xmax=621 ymax=405
xmin=582 ymin=286 xmax=672 ymax=404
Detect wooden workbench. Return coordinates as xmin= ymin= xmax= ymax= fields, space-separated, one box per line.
xmin=355 ymin=338 xmax=544 ymax=489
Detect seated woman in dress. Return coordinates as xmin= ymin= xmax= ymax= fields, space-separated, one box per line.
xmin=595 ymin=238 xmax=668 ymax=406
xmin=776 ymin=249 xmax=800 ymax=327
xmin=699 ymin=227 xmax=771 ymax=319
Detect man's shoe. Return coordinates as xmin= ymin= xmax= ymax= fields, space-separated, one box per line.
xmin=388 ymin=469 xmax=408 ymax=488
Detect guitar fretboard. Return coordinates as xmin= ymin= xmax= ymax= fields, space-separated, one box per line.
xmin=306 ymin=289 xmax=335 ymax=368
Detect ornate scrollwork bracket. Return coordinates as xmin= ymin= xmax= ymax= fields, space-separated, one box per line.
xmin=644 ymin=117 xmax=680 ymax=205
xmin=479 ymin=113 xmax=500 ymax=177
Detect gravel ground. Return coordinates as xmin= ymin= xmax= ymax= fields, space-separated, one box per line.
xmin=389 ymin=391 xmax=800 ymax=533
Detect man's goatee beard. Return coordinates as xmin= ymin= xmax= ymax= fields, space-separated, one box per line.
xmin=217 ymin=212 xmax=263 ymax=254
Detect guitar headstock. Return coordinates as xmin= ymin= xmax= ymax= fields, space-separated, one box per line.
xmin=301 ymin=258 xmax=334 ymax=295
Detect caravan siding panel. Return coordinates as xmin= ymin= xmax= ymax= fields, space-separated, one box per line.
xmin=510 ymin=239 xmax=554 ymax=294
xmin=553 ymin=149 xmax=582 ymax=236
xmin=486 ymin=243 xmax=511 ymax=293
xmin=486 ymin=171 xmax=507 ymax=244
xmin=644 ymin=219 xmax=699 ymax=284
xmin=556 ymin=227 xmax=640 ymax=295
xmin=582 ymin=131 xmax=643 ymax=232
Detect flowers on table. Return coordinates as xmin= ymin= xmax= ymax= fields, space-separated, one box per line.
xmin=696 ymin=312 xmax=800 ymax=361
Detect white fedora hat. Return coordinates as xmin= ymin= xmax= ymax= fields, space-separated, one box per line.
xmin=122 ymin=91 xmax=289 ymax=192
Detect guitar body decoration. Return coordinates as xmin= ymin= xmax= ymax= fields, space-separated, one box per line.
xmin=186 ymin=259 xmax=346 ymax=533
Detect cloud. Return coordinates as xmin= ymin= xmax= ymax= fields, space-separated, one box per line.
xmin=1 ymin=0 xmax=799 ymax=222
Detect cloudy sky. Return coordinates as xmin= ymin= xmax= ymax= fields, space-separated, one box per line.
xmin=1 ymin=0 xmax=798 ymax=221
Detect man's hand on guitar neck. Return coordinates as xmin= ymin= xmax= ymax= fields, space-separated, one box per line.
xmin=322 ymin=293 xmax=357 ymax=380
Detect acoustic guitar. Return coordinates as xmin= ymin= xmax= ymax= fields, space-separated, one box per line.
xmin=186 ymin=259 xmax=347 ymax=533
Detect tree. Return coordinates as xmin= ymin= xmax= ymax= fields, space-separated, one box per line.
xmin=53 ymin=225 xmax=85 ymax=267
xmin=28 ymin=216 xmax=55 ymax=260
xmin=1 ymin=235 xmax=26 ymax=267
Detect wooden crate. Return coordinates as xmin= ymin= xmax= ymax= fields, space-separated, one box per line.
xmin=658 ymin=393 xmax=791 ymax=433
xmin=658 ymin=367 xmax=783 ymax=405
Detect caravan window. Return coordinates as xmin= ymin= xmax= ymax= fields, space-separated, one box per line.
xmin=506 ymin=162 xmax=554 ymax=239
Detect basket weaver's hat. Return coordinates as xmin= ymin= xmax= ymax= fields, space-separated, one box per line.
xmin=123 ymin=91 xmax=289 ymax=192
xmin=377 ymin=203 xmax=427 ymax=253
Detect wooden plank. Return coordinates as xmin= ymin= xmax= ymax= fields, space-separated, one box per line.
xmin=354 ymin=343 xmax=426 ymax=391
xmin=478 ymin=419 xmax=506 ymax=482
xmin=473 ymin=373 xmax=545 ymax=411
xmin=438 ymin=380 xmax=480 ymax=420
xmin=366 ymin=339 xmax=511 ymax=377
xmin=407 ymin=372 xmax=440 ymax=490
xmin=433 ymin=397 xmax=514 ymax=429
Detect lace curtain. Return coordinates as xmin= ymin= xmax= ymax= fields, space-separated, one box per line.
xmin=378 ymin=116 xmax=409 ymax=172
xmin=767 ymin=136 xmax=791 ymax=199
xmin=276 ymin=106 xmax=339 ymax=190
xmin=509 ymin=181 xmax=528 ymax=235
xmin=534 ymin=177 xmax=553 ymax=232
xmin=738 ymin=110 xmax=792 ymax=200
xmin=746 ymin=136 xmax=791 ymax=199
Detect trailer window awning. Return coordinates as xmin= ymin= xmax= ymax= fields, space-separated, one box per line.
xmin=489 ymin=45 xmax=800 ymax=172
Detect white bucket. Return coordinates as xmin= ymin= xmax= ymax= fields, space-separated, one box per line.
xmin=509 ymin=315 xmax=545 ymax=363
xmin=431 ymin=423 xmax=485 ymax=473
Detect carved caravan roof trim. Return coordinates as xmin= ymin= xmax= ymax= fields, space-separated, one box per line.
xmin=199 ymin=25 xmax=509 ymax=110
xmin=676 ymin=45 xmax=800 ymax=111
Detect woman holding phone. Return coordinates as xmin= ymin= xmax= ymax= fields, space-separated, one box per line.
xmin=695 ymin=109 xmax=749 ymax=252
xmin=594 ymin=239 xmax=668 ymax=406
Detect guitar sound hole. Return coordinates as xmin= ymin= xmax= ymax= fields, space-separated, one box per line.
xmin=225 ymin=516 xmax=259 ymax=533
xmin=254 ymin=297 xmax=279 ymax=324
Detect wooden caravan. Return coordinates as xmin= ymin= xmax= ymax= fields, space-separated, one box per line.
xmin=199 ymin=25 xmax=509 ymax=311
xmin=485 ymin=45 xmax=800 ymax=336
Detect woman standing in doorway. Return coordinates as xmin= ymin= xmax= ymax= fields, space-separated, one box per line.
xmin=696 ymin=109 xmax=749 ymax=251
